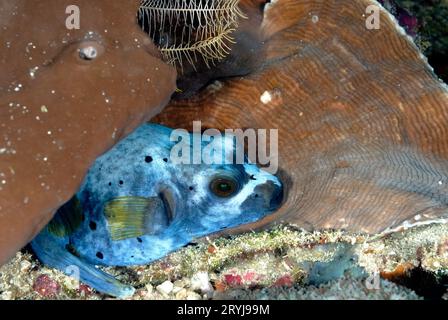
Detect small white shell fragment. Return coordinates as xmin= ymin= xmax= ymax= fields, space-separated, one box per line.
xmin=186 ymin=291 xmax=202 ymax=300
xmin=156 ymin=280 xmax=174 ymax=295
xmin=190 ymin=272 xmax=214 ymax=295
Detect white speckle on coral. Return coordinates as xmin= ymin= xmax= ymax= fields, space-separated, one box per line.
xmin=260 ymin=91 xmax=272 ymax=104
xmin=13 ymin=84 xmax=22 ymax=92
xmin=29 ymin=66 xmax=39 ymax=79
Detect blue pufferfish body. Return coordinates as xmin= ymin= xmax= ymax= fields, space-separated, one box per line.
xmin=31 ymin=124 xmax=283 ymax=298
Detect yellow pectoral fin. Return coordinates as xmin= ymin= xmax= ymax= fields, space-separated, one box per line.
xmin=104 ymin=196 xmax=161 ymax=241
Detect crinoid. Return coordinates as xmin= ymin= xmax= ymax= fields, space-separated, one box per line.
xmin=138 ymin=0 xmax=246 ymax=72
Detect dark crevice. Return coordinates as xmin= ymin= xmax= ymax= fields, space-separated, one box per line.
xmin=384 ymin=266 xmax=448 ymax=300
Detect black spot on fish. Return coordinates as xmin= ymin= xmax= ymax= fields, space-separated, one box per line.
xmin=119 ymin=180 xmax=124 ymax=185
xmin=255 ymin=194 xmax=259 ymax=198
xmin=189 ymin=186 xmax=194 ymax=191
xmin=145 ymin=156 xmax=153 ymax=163
xmin=96 ymin=252 xmax=104 ymax=259
xmin=163 ymin=158 xmax=168 ymax=162
xmin=108 ymin=182 xmax=112 ymax=186
xmin=137 ymin=237 xmax=143 ymax=243
xmin=89 ymin=221 xmax=97 ymax=231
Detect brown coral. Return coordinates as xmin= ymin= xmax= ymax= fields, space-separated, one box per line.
xmin=0 ymin=0 xmax=176 ymax=265
xmin=155 ymin=0 xmax=448 ymax=234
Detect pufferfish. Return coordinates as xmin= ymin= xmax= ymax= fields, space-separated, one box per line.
xmin=31 ymin=124 xmax=283 ymax=298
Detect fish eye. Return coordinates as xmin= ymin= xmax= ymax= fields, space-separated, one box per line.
xmin=209 ymin=177 xmax=239 ymax=198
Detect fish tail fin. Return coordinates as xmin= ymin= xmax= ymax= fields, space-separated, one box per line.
xmin=31 ymin=234 xmax=135 ymax=299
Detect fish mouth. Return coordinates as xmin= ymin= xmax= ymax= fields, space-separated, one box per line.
xmin=159 ymin=188 xmax=175 ymax=223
